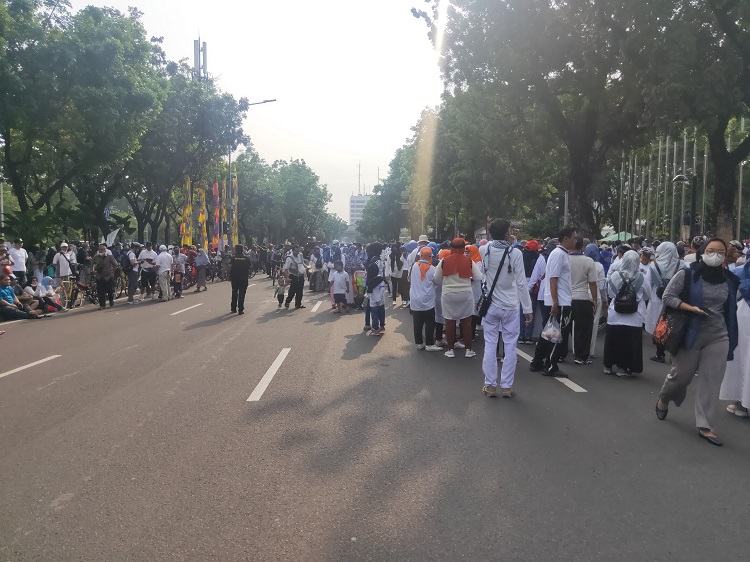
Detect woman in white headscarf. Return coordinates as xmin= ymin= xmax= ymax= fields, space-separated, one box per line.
xmin=603 ymin=250 xmax=650 ymax=376
xmin=644 ymin=242 xmax=684 ymax=363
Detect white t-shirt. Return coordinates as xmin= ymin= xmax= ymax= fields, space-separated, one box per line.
xmin=479 ymin=245 xmax=532 ymax=313
xmin=127 ymin=251 xmax=140 ymax=274
xmin=172 ymin=252 xmax=186 ymax=273
xmin=369 ymin=282 xmax=386 ymax=307
xmin=52 ymin=251 xmax=76 ymax=277
xmin=139 ymin=249 xmax=158 ymax=270
xmin=329 ymin=270 xmax=349 ymax=294
xmin=8 ymin=247 xmax=27 ymax=271
xmin=408 ymin=263 xmax=436 ymax=311
xmin=544 ymin=247 xmax=572 ymax=307
xmin=155 ymin=252 xmax=173 ymax=274
xmin=284 ymin=253 xmax=306 ymax=276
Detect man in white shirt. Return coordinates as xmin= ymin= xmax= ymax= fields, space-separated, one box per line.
xmin=124 ymin=243 xmax=141 ymax=304
xmin=569 ymin=236 xmax=598 ymax=365
xmin=9 ymin=239 xmax=28 ymax=285
xmin=479 ymin=219 xmax=533 ymax=398
xmin=530 ymin=225 xmax=577 ymax=377
xmin=283 ymin=243 xmax=307 ymax=309
xmin=52 ymin=242 xmax=77 ymax=287
xmin=155 ymin=245 xmax=173 ymax=301
xmin=138 ymin=242 xmax=158 ymax=298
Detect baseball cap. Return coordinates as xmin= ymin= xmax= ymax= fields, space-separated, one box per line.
xmin=60 ymin=242 xmax=68 ymax=248
xmin=525 ymin=240 xmax=541 ymax=252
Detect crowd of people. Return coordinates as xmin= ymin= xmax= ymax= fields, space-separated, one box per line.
xmin=273 ymin=224 xmax=749 ymax=446
xmin=4 ymin=228 xmax=750 ymax=446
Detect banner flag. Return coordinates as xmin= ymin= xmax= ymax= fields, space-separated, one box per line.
xmin=180 ymin=177 xmax=193 ymax=247
xmin=212 ymin=182 xmax=220 ymax=248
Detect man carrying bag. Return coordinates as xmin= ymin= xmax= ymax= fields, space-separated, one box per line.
xmin=478 ymin=219 xmax=534 ymax=398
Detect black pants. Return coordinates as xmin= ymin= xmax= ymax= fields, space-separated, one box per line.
xmin=392 ymin=276 xmax=409 ymax=302
xmin=571 ymin=300 xmax=594 ymax=360
xmin=96 ymin=277 xmax=115 ymax=306
xmin=435 ymin=322 xmax=444 ymax=342
xmin=13 ymin=271 xmax=26 ymax=286
xmin=532 ymin=305 xmax=573 ymax=369
xmin=141 ymin=269 xmax=156 ymax=294
xmin=285 ymin=275 xmax=304 ymax=308
xmin=412 ymin=308 xmax=436 ymax=346
xmin=231 ymin=280 xmax=248 ymax=312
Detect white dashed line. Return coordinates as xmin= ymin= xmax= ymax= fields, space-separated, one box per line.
xmin=516 ymin=347 xmax=588 ymax=393
xmin=1 ymin=355 xmax=62 ymax=380
xmin=170 ymin=303 xmax=204 ymax=316
xmin=311 ymin=301 xmax=323 ymax=312
xmin=247 ymin=348 xmax=291 ymax=402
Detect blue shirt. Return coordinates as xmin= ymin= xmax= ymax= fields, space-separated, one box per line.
xmin=0 ymin=285 xmax=15 ymax=305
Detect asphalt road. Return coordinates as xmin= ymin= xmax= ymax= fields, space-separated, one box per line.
xmin=1 ymin=278 xmax=749 ymax=561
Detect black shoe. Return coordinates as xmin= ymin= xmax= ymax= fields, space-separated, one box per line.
xmin=650 ymin=355 xmax=666 ymax=363
xmin=698 ymin=428 xmax=723 ymax=447
xmin=542 ymin=365 xmax=566 ymax=377
xmin=529 ymin=362 xmax=543 ymax=372
xmin=295 ymin=305 xmax=306 ymax=309
xmin=284 ymin=303 xmax=290 ymax=309
xmin=655 ymin=401 xmax=668 ymax=420
xmin=231 ymin=309 xmax=236 ymax=313
xmin=109 ymin=300 xmax=114 ymax=307
xmin=238 ymin=310 xmax=244 ymax=315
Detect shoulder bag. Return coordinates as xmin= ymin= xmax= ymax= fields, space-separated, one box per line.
xmin=476 ymin=246 xmax=510 ymax=318
xmin=653 ymin=269 xmax=692 ymax=355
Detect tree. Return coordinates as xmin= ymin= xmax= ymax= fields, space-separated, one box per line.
xmin=0 ymin=2 xmax=165 ymax=215
xmin=413 ymin=0 xmax=652 ymax=236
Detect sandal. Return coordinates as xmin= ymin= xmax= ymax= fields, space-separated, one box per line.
xmin=655 ymin=400 xmax=668 ymax=421
xmin=698 ymin=428 xmax=723 ymax=447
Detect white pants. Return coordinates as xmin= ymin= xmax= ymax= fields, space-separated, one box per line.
xmin=482 ymin=304 xmax=521 ymax=389
xmin=590 ymin=299 xmax=602 ymax=356
xmin=158 ymin=271 xmax=170 ymax=300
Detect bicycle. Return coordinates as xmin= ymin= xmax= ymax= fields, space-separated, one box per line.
xmin=56 ymin=275 xmax=98 ymax=309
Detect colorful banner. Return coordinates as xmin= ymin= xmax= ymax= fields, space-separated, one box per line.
xmin=220 ymin=180 xmax=228 ymax=250
xmin=232 ymin=166 xmax=239 ymax=247
xmin=179 ymin=177 xmax=193 ymax=247
xmin=211 ymin=182 xmax=220 ymax=248
xmin=195 ymin=186 xmax=208 ymax=250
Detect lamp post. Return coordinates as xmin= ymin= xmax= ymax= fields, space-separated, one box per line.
xmin=672 ymin=174 xmax=698 ymax=241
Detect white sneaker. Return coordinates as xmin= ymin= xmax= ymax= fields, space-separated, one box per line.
xmin=454 ymin=341 xmax=465 ymax=349
xmin=465 ymin=350 xmax=477 ymax=358
xmin=444 ymin=349 xmax=455 ymax=358
xmin=425 ymin=345 xmax=443 ymax=352
xmin=435 ymin=339 xmax=447 ymax=347
xmin=417 ymin=344 xmax=426 ymax=350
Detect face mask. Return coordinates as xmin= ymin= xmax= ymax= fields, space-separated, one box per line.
xmin=702 ymin=253 xmax=724 ymax=268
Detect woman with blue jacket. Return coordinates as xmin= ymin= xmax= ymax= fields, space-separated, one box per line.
xmin=655 ymin=239 xmax=739 ymax=446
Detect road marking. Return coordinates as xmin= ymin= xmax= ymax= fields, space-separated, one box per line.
xmin=170 ymin=303 xmax=204 ymax=316
xmin=247 ymin=348 xmax=291 ymax=402
xmin=1 ymin=355 xmax=62 ymax=380
xmin=311 ymin=300 xmax=323 ymax=312
xmin=515 ymin=348 xmax=588 ymax=393
xmin=249 ymin=284 xmax=256 ymax=288
xmin=555 ymin=377 xmax=588 ymax=393
xmin=1 ymin=319 xmax=24 ymax=325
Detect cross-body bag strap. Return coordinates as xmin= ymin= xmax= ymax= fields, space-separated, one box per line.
xmin=485 ymin=246 xmax=510 ymax=301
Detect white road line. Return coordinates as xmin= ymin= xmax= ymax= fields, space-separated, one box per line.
xmin=515 ymin=347 xmax=588 ymax=393
xmin=0 ymin=355 xmax=62 ymax=380
xmin=170 ymin=303 xmax=204 ymax=316
xmin=555 ymin=377 xmax=588 ymax=393
xmin=311 ymin=300 xmax=323 ymax=312
xmin=249 ymin=284 xmax=256 ymax=288
xmin=247 ymin=348 xmax=291 ymax=402
xmin=0 ymin=319 xmax=24 ymax=325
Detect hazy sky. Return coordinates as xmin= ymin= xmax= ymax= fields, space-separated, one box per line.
xmin=68 ymin=0 xmax=445 ymax=221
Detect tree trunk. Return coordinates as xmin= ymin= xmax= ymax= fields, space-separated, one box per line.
xmin=707 ymin=123 xmax=747 ymax=242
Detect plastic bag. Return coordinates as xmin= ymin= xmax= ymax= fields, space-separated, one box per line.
xmin=541 ymin=316 xmax=563 ymax=343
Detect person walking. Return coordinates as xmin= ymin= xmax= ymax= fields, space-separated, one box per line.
xmin=569 ymin=237 xmax=599 ymax=365
xmin=434 ymin=238 xmax=482 ymax=358
xmin=91 ymin=243 xmax=118 ymax=309
xmin=366 ymin=262 xmax=386 ymax=336
xmin=52 ymin=242 xmax=77 ymax=287
xmin=386 ymin=244 xmax=408 ymax=306
xmin=603 ymin=250 xmax=649 ymax=376
xmin=644 ymin=242 xmax=683 ymax=363
xmin=283 ymin=244 xmax=307 ymax=310
xmin=584 ymin=243 xmax=607 ymax=359
xmin=124 ymin=243 xmax=140 ymax=304
xmin=656 ymin=239 xmax=740 ymax=446
xmin=194 ymin=248 xmax=210 ymax=292
xmin=529 ymin=226 xmax=577 ymax=377
xmin=479 ymin=219 xmax=533 ymax=398
xmin=230 ymin=244 xmax=251 ymax=314
xmin=409 ymin=247 xmax=442 ymax=351
xmin=138 ymin=242 xmax=158 ymax=298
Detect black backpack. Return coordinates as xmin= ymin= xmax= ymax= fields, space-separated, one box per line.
xmin=614 ymin=277 xmax=638 ymax=314
xmin=120 ymin=252 xmax=133 ymax=273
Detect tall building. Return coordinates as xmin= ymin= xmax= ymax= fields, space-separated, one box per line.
xmin=349 ymin=194 xmax=371 ymax=225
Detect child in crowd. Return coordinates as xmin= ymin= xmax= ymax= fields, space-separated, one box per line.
xmin=329 ymin=260 xmax=350 ymax=314
xmin=366 ymin=262 xmax=386 ymax=335
xmin=274 ymin=269 xmax=287 ymax=308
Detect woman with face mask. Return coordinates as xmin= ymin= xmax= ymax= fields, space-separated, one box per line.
xmin=655 ymin=238 xmax=740 ymax=446
xmin=26 ymin=276 xmax=66 ymax=312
